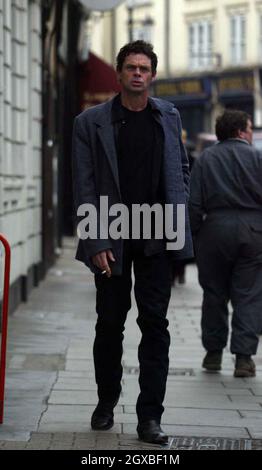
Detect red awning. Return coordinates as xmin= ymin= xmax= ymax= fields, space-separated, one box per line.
xmin=78 ymin=52 xmax=121 ymax=111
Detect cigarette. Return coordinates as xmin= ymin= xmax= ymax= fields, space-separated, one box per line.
xmin=101 ymin=270 xmax=107 ymax=275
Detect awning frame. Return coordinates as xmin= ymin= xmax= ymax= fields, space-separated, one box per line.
xmin=79 ymin=0 xmax=124 ymax=11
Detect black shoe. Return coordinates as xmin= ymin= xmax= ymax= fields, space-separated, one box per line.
xmin=234 ymin=354 xmax=256 ymax=378
xmin=202 ymin=350 xmax=222 ymax=371
xmin=137 ymin=420 xmax=169 ymax=445
xmin=91 ymin=399 xmax=118 ymax=430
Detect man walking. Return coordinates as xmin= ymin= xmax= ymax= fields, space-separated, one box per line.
xmin=72 ymin=40 xmax=193 ymax=444
xmin=189 ymin=109 xmax=262 ymax=378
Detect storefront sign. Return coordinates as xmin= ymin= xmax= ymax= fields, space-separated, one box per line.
xmin=154 ymin=79 xmax=204 ymax=97
xmin=218 ymin=73 xmax=254 ymax=95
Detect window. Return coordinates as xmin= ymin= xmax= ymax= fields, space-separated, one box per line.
xmin=230 ymin=15 xmax=246 ymax=64
xmin=188 ymin=20 xmax=213 ymax=69
xmin=133 ymin=17 xmax=153 ymax=42
xmin=133 ymin=26 xmax=150 ymax=42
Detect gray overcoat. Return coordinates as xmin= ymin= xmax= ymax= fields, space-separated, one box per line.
xmin=72 ymin=96 xmax=193 ymax=275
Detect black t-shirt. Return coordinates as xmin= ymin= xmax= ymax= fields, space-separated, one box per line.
xmin=117 ymin=103 xmax=154 ymax=208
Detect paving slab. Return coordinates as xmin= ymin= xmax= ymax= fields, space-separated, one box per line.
xmin=0 ymin=238 xmax=262 ymax=449
xmin=122 ymin=423 xmax=250 ymax=438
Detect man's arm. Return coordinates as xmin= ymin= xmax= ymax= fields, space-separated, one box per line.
xmin=72 ymin=115 xmax=97 ymax=212
xmin=72 ymin=115 xmax=112 ymax=261
xmin=188 ymin=158 xmax=204 ymax=235
xmin=92 ymin=250 xmax=115 ymax=278
xmin=176 ymin=111 xmax=190 ymax=198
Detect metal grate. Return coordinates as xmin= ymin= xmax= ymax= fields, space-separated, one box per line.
xmin=124 ymin=366 xmax=195 ymax=376
xmin=168 ymin=437 xmax=252 ymax=450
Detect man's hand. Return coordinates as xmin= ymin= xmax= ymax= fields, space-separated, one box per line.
xmin=92 ymin=250 xmax=115 ymax=278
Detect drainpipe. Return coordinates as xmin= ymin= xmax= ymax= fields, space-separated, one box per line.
xmin=165 ymin=0 xmax=170 ymax=77
xmin=111 ymin=8 xmax=116 ymax=64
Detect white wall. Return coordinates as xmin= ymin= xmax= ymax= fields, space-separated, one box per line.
xmin=0 ymin=0 xmax=42 ymax=293
xmin=84 ymin=0 xmax=262 ymax=76
xmin=171 ymin=0 xmax=262 ymax=74
xmin=88 ymin=0 xmax=167 ymax=75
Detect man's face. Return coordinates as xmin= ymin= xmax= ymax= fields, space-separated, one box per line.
xmin=117 ymin=53 xmax=156 ymax=94
xmin=239 ymin=119 xmax=253 ymax=144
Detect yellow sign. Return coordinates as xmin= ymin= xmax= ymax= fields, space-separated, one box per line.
xmin=155 ymin=80 xmax=203 ymax=96
xmin=83 ymin=91 xmax=116 ymax=102
xmin=218 ymin=75 xmax=254 ymax=94
xmin=82 ymin=91 xmax=117 ymax=110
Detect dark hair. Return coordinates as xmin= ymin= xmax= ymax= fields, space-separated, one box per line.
xmin=116 ymin=40 xmax=158 ymax=74
xmin=215 ymin=109 xmax=251 ymax=141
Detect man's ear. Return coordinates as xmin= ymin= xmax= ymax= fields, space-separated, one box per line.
xmin=237 ymin=129 xmax=243 ymax=139
xmin=151 ymin=73 xmax=157 ymax=82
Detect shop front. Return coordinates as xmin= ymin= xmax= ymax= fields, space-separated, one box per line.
xmin=216 ymin=70 xmax=255 ymax=119
xmin=151 ymin=77 xmax=212 ymax=140
xmin=78 ymin=52 xmax=121 ymax=111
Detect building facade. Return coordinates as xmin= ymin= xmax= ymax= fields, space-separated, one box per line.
xmin=160 ymin=0 xmax=262 ymax=137
xmin=0 ymin=0 xmax=42 ymax=311
xmin=87 ymin=0 xmax=262 ymax=138
xmin=0 ymin=0 xmax=126 ymax=313
xmin=86 ymin=0 xmax=168 ymax=75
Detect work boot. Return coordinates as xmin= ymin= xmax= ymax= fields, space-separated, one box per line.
xmin=234 ymin=354 xmax=256 ymax=378
xmin=202 ymin=350 xmax=222 ymax=371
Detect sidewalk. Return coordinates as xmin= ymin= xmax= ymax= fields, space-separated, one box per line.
xmin=0 ymin=237 xmax=262 ymax=450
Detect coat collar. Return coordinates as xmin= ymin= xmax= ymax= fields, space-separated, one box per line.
xmin=226 ymin=138 xmax=250 ymax=146
xmin=92 ymin=94 xmax=178 ymax=198
xmin=111 ymin=93 xmax=163 ymax=122
xmin=93 ymin=94 xmax=167 ymax=127
xmin=93 ymin=94 xmax=170 ymax=198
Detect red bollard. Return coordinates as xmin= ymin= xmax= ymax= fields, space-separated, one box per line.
xmin=0 ymin=234 xmax=11 ymax=424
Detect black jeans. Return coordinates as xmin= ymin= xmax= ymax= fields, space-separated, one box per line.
xmin=94 ymin=240 xmax=172 ymax=423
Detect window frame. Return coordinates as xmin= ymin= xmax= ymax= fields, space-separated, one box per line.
xmin=188 ymin=19 xmax=214 ymax=70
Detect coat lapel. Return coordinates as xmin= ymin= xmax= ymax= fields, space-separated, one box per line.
xmin=97 ymin=125 xmax=121 ymax=194
xmin=148 ymin=97 xmax=179 ymax=152
xmin=94 ymin=97 xmax=178 ymax=198
xmin=94 ymin=100 xmax=121 ymax=196
xmin=151 ymin=103 xmax=180 ymax=167
xmin=149 ymin=98 xmax=184 ymax=190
